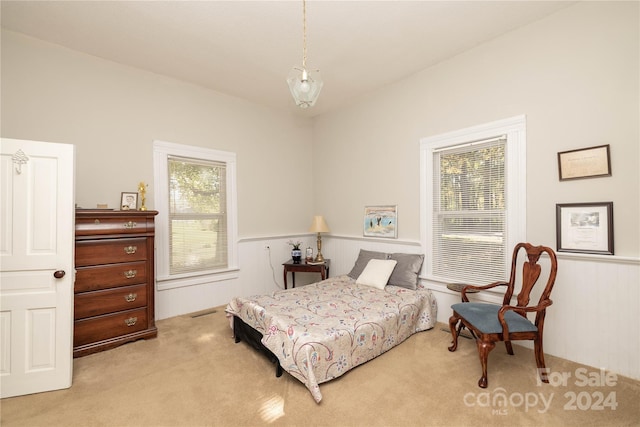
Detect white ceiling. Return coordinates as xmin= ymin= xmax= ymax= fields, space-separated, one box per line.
xmin=1 ymin=1 xmax=575 ymax=116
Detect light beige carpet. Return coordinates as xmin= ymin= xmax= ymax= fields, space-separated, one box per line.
xmin=1 ymin=306 xmax=638 ymax=426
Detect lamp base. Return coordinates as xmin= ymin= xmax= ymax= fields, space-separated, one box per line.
xmin=315 ymin=233 xmax=325 ymax=263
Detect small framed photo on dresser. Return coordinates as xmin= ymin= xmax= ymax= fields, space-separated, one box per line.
xmin=121 ymin=192 xmax=138 ymax=210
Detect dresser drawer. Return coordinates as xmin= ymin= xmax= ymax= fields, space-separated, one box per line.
xmin=74 ymin=308 xmax=148 ymax=347
xmin=76 ymin=216 xmax=152 ymax=236
xmin=74 ymin=284 xmax=147 ymax=319
xmin=75 ymin=238 xmax=148 ymax=267
xmin=75 ymin=261 xmax=147 ymax=293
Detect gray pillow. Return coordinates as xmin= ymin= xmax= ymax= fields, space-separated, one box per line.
xmin=388 ymin=253 xmax=424 ymax=290
xmin=347 ymin=249 xmax=389 ymax=279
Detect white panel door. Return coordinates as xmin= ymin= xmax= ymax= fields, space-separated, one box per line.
xmin=0 ymin=138 xmax=75 ymax=398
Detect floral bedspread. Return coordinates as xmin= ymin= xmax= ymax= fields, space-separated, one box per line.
xmin=225 ymin=275 xmax=437 ymax=403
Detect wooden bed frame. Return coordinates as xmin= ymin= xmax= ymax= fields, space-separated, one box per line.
xmin=233 ymin=315 xmax=283 ymax=377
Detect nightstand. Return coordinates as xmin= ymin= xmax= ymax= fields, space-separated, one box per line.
xmin=282 ymin=259 xmax=330 ymax=289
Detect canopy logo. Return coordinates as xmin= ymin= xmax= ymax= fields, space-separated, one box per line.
xmin=463 ymin=387 xmax=553 ymax=415
xmin=462 ymin=368 xmax=619 ymax=415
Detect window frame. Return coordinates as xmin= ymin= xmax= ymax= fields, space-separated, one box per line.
xmin=153 ymin=140 xmax=239 ymax=290
xmin=419 ymin=115 xmax=527 ymax=287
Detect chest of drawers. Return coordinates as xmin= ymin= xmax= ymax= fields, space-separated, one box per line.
xmin=74 ymin=210 xmax=158 ymax=357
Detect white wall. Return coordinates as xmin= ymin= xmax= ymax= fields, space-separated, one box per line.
xmin=313 ymin=1 xmax=639 ymax=256
xmin=0 ymin=29 xmax=316 ymax=238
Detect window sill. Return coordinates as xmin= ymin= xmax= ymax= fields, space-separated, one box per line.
xmin=156 ymin=268 xmax=239 ymax=291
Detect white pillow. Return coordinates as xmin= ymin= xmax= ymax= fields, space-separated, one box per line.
xmin=356 ymin=259 xmax=398 ymax=289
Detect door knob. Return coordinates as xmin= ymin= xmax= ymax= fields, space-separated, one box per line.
xmin=53 ymin=270 xmax=66 ymax=279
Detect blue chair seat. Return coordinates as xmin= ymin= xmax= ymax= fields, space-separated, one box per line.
xmin=452 ymin=302 xmax=538 ymax=334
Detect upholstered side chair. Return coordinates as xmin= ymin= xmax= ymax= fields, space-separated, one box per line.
xmin=448 ymin=242 xmax=558 ymax=388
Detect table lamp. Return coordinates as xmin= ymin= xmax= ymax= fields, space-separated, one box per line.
xmin=309 ymin=215 xmax=330 ymax=262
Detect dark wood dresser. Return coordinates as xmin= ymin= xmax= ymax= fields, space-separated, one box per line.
xmin=73 ymin=210 xmax=158 ymax=357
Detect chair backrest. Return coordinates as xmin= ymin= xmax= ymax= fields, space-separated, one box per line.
xmin=502 ymin=243 xmax=558 ymax=320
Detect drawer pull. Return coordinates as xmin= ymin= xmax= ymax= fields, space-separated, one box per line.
xmin=123 ymin=221 xmax=137 ymax=229
xmin=124 ymin=293 xmax=137 ymax=302
xmin=124 ymin=245 xmax=137 ymax=254
xmin=94 ymin=219 xmax=100 ymax=224
xmin=124 ymin=269 xmax=137 ymax=279
xmin=124 ymin=317 xmax=138 ymax=327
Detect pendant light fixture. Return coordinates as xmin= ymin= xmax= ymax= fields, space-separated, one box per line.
xmin=287 ymin=0 xmax=323 ymax=108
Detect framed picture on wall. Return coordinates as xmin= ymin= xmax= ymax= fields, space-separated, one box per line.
xmin=363 ymin=205 xmax=397 ymax=238
xmin=557 ymin=144 xmax=611 ymax=181
xmin=121 ymin=192 xmax=138 ymax=211
xmin=556 ymin=202 xmax=613 ymax=255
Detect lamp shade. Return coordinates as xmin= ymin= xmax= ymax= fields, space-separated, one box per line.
xmin=287 ymin=68 xmax=323 ymax=109
xmin=308 ymin=215 xmax=330 ymax=233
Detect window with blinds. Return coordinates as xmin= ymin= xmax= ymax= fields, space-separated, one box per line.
xmin=168 ymin=156 xmax=227 ymax=275
xmin=432 ymin=139 xmax=506 ymax=284
xmin=153 ymin=140 xmax=238 ymax=289
xmin=420 ymin=115 xmax=526 ymax=288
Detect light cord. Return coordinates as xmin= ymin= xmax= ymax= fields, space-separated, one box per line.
xmin=302 ymin=0 xmax=307 ymax=70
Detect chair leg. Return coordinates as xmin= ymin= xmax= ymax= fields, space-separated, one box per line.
xmin=448 ymin=314 xmax=460 ymax=352
xmin=534 ymin=336 xmax=549 ymax=383
xmin=504 ymin=340 xmax=514 ymax=355
xmin=476 ymin=339 xmax=495 ymax=388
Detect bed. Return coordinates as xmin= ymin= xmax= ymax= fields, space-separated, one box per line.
xmin=225 ymin=250 xmax=437 ymax=403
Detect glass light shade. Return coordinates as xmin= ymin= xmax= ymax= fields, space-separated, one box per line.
xmin=287 ymin=67 xmax=323 ymax=109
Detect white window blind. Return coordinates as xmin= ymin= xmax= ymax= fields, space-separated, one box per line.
xmin=420 ymin=115 xmax=526 ymax=288
xmin=168 ymin=156 xmax=228 ymax=275
xmin=153 ymin=140 xmax=238 ymax=290
xmin=432 ymin=138 xmax=507 ymax=284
